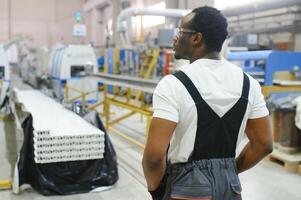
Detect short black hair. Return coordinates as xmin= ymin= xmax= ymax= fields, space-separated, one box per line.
xmin=191 ymin=6 xmax=228 ymax=52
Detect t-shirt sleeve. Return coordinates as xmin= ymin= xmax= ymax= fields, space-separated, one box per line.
xmin=248 ymin=80 xmax=269 ymax=119
xmin=152 ymin=75 xmax=180 ymax=123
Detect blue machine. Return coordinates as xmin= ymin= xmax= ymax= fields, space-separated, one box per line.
xmin=105 ymin=48 xmax=137 ymax=94
xmin=228 ymin=50 xmax=301 ymax=86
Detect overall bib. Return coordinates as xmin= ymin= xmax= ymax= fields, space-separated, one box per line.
xmin=159 ymin=71 xmax=250 ymax=200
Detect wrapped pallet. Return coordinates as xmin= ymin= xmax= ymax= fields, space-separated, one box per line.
xmin=11 ymin=89 xmax=118 ymax=195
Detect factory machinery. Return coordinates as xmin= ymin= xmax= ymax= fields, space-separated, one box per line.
xmin=227 ymin=50 xmax=301 ymax=96
xmin=101 ymin=47 xmax=174 ymax=99
xmin=49 ymin=44 xmax=99 ymax=104
xmin=16 ymin=43 xmax=100 ymax=108
xmin=228 ymin=50 xmax=301 ymax=161
xmin=228 ymin=50 xmax=301 ymax=85
xmin=0 ymin=44 xmax=10 ymax=113
xmin=5 ymin=37 xmax=301 ymax=150
xmin=0 ymin=42 xmax=119 ymax=194
xmin=19 ymin=46 xmax=49 ymax=88
xmin=87 ymin=49 xmax=301 ymax=149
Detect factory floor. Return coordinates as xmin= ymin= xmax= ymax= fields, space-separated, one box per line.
xmin=0 ymin=74 xmax=301 ymax=199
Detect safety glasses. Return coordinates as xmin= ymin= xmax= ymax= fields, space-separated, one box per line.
xmin=174 ymin=27 xmax=198 ymax=38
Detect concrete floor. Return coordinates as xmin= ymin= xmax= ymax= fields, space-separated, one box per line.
xmin=0 ymin=75 xmax=301 ymax=199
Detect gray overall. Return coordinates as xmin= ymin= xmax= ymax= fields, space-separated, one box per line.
xmin=158 ymin=71 xmax=249 ymax=200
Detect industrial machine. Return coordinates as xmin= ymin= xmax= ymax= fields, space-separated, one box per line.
xmin=0 ymin=45 xmax=10 ymax=82
xmin=227 ymin=50 xmax=301 ymax=86
xmin=19 ymin=46 xmax=50 ymax=88
xmin=0 ymin=45 xmax=10 ymax=107
xmin=102 ymin=47 xmax=174 ymax=104
xmin=49 ymin=44 xmax=99 ymax=101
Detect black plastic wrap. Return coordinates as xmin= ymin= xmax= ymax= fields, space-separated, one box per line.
xmin=16 ymin=111 xmax=118 ymax=195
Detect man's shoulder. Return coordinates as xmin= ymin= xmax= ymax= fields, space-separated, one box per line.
xmin=154 ymin=74 xmax=182 ymax=94
xmin=244 ymin=73 xmax=261 ymax=88
xmin=158 ymin=74 xmax=180 ymax=85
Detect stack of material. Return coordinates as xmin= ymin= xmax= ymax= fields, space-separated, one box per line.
xmin=14 ymin=89 xmax=105 ymax=163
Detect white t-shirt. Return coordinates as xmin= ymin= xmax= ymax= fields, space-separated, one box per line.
xmin=152 ymin=58 xmax=269 ymax=164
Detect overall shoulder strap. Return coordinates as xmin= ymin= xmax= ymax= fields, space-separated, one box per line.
xmin=173 ymin=71 xmax=204 ymax=104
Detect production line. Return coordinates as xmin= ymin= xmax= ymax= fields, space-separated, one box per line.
xmin=1 ymin=0 xmax=301 ymax=200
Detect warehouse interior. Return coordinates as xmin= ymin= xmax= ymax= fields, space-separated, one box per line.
xmin=0 ymin=0 xmax=301 ymax=199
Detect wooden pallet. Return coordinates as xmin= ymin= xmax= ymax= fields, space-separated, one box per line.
xmin=268 ymin=149 xmax=301 ymax=173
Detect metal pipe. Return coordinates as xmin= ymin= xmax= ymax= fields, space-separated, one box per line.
xmin=227 ymin=10 xmax=300 ymax=24
xmin=89 ymin=72 xmax=159 ymax=93
xmin=116 ymin=7 xmax=191 ymax=48
xmin=83 ymin=0 xmax=110 ymax=12
xmin=222 ymin=0 xmax=301 ymax=17
xmin=116 ymin=7 xmax=190 ymax=32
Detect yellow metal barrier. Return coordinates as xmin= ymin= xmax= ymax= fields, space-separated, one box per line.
xmin=63 ymin=85 xmax=104 ymax=111
xmin=262 ymin=85 xmax=301 ymax=97
xmin=102 ymin=81 xmax=153 ymax=149
xmin=106 ymin=83 xmax=301 ymax=149
xmin=109 ymin=127 xmax=145 ymax=148
xmin=0 ymin=180 xmax=12 ymax=190
xmin=135 ymin=48 xmax=160 ymax=102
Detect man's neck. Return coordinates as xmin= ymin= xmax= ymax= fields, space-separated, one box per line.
xmin=190 ymin=51 xmax=221 ymax=63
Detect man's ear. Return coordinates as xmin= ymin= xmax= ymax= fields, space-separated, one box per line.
xmin=193 ymin=33 xmax=203 ymax=46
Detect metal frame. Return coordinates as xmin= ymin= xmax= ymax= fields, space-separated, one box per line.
xmin=63 ymin=84 xmax=104 ymax=111
xmin=103 ymin=83 xmax=152 ymax=149
xmin=91 ymin=72 xmax=301 ymax=149
xmin=0 ymin=180 xmax=12 ymax=190
xmin=262 ymin=85 xmax=301 ymax=97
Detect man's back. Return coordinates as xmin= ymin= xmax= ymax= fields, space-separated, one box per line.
xmin=142 ymin=6 xmax=272 ymax=200
xmin=152 ymin=58 xmax=269 ymax=164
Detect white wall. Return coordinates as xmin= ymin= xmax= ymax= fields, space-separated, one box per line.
xmin=0 ymin=0 xmax=9 ymax=42
xmin=0 ymin=0 xmax=85 ymax=46
xmin=0 ymin=0 xmax=55 ymax=45
xmin=52 ymin=0 xmax=85 ymax=45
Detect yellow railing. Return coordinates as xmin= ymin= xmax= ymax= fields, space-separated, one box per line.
xmin=103 ymin=83 xmax=152 ymax=149
xmin=262 ymin=85 xmax=301 ymax=97
xmin=0 ymin=180 xmax=12 ymax=190
xmin=63 ymin=85 xmax=104 ymax=111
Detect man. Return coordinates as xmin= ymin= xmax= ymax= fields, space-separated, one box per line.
xmin=142 ymin=6 xmax=273 ymax=200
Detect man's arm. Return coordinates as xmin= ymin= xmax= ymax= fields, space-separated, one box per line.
xmin=142 ymin=117 xmax=177 ymax=191
xmin=236 ymin=116 xmax=273 ymax=173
